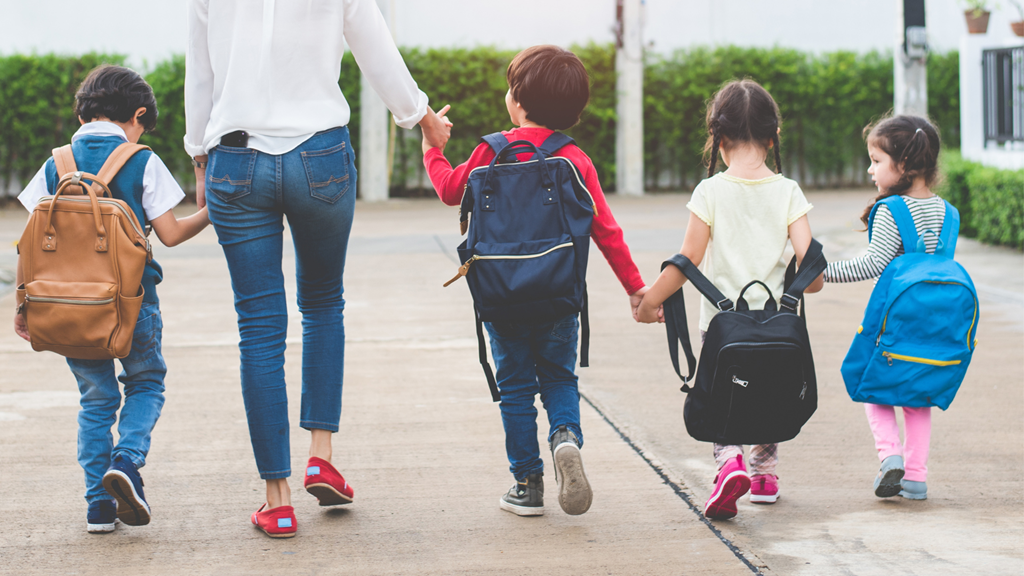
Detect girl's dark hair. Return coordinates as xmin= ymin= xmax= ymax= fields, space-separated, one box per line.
xmin=703 ymin=79 xmax=783 ymax=178
xmin=507 ymin=45 xmax=590 ymax=130
xmin=75 ymin=65 xmax=158 ymax=132
xmin=859 ymin=114 xmax=941 ymax=226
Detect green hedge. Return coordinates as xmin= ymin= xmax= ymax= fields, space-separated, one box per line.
xmin=936 ymin=151 xmax=1024 ymax=250
xmin=0 ymin=47 xmax=961 ymax=196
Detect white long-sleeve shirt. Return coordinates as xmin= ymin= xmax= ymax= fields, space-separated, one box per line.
xmin=183 ymin=0 xmax=429 ymax=157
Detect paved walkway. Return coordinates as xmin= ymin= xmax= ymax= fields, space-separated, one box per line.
xmin=0 ymin=192 xmax=1021 ymax=575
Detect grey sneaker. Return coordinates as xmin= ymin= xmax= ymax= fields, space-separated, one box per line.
xmin=899 ymin=479 xmax=928 ymax=500
xmin=499 ymin=473 xmax=544 ymax=516
xmin=550 ymin=425 xmax=592 ymax=515
xmin=873 ymin=455 xmax=905 ymax=498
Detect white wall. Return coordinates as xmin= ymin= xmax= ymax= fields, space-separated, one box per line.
xmin=3 ymin=0 xmax=1021 ymax=67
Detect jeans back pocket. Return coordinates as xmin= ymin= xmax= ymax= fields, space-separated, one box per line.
xmin=208 ymin=147 xmax=257 ymax=202
xmin=301 ymin=142 xmax=351 ymax=203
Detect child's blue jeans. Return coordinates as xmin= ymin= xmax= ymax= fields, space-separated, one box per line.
xmin=67 ymin=302 xmax=166 ymax=504
xmin=484 ymin=314 xmax=584 ymax=481
xmin=205 ymin=127 xmax=356 ymax=479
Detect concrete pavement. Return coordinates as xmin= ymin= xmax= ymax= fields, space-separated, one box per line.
xmin=0 ymin=191 xmax=1021 ymax=575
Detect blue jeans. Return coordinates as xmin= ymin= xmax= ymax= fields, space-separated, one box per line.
xmin=67 ymin=302 xmax=166 ymax=504
xmin=206 ymin=127 xmax=356 ymax=480
xmin=485 ymin=314 xmax=583 ymax=481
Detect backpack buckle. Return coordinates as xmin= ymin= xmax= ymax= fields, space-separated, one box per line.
xmin=716 ymin=298 xmax=734 ymax=311
xmin=780 ymin=293 xmax=800 ymax=312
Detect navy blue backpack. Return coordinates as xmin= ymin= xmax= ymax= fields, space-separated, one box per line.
xmin=444 ymin=132 xmax=596 ymax=401
xmin=841 ymin=196 xmax=979 ymax=410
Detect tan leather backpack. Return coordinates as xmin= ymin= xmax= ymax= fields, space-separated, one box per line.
xmin=16 ymin=143 xmax=153 ymax=360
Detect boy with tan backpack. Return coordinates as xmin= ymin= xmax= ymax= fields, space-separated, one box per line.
xmin=13 ymin=65 xmax=209 ymax=533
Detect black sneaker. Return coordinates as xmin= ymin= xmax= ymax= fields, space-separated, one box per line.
xmin=550 ymin=425 xmax=592 ymax=515
xmin=499 ymin=473 xmax=544 ymax=516
xmin=86 ymin=499 xmax=117 ymax=533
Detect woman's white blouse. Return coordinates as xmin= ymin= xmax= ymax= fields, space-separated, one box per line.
xmin=184 ymin=0 xmax=430 ymax=157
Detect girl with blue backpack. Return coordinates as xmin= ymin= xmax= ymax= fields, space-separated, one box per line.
xmin=825 ymin=115 xmax=978 ymax=502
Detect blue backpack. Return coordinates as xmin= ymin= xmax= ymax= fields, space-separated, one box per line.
xmin=841 ymin=196 xmax=979 ymax=410
xmin=444 ymin=132 xmax=596 ymax=401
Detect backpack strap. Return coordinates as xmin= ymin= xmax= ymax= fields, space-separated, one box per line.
xmin=536 ymin=132 xmax=575 ymax=158
xmin=780 ymin=238 xmax=826 ymax=312
xmin=579 ymin=287 xmax=590 ymax=368
xmin=95 ymin=143 xmax=150 ymax=191
xmin=870 ymin=196 xmax=920 ymax=254
xmin=481 ymin=132 xmax=511 ymax=157
xmin=52 ymin=145 xmax=79 ymax=178
xmin=936 ymin=200 xmax=960 ymax=258
xmin=474 ymin=309 xmax=501 ymax=402
xmin=662 ymin=254 xmax=733 ymax=311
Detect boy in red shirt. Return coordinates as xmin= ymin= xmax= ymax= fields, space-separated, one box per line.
xmin=422 ymin=45 xmax=647 ymax=516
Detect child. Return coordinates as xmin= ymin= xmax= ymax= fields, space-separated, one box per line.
xmin=823 ymin=115 xmax=944 ymax=501
xmin=13 ymin=65 xmax=209 ymax=533
xmin=422 ymin=45 xmax=648 ymax=516
xmin=637 ymin=79 xmax=823 ymax=520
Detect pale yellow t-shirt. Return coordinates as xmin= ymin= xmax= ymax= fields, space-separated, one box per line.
xmin=686 ymin=173 xmax=813 ymax=331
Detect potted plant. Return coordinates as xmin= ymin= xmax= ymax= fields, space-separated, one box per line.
xmin=1010 ymin=0 xmax=1024 ymax=36
xmin=962 ymin=0 xmax=992 ymax=33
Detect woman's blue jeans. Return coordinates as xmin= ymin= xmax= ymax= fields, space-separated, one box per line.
xmin=206 ymin=127 xmax=356 ymax=480
xmin=484 ymin=314 xmax=584 ymax=481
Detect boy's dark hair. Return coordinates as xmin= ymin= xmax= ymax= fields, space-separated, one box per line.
xmin=507 ymin=45 xmax=589 ymax=130
xmin=75 ymin=65 xmax=158 ymax=132
xmin=703 ymin=79 xmax=783 ymax=178
xmin=859 ymin=114 xmax=941 ymax=226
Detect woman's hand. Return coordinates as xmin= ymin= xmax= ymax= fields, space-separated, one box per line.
xmin=193 ymin=155 xmax=208 ymax=209
xmin=420 ymin=105 xmax=452 ymax=152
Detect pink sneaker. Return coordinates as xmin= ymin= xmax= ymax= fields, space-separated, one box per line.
xmin=704 ymin=455 xmax=751 ymax=519
xmin=750 ymin=474 xmax=779 ymax=504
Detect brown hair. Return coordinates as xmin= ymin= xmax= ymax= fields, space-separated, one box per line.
xmin=703 ymin=79 xmax=783 ymax=178
xmin=507 ymin=45 xmax=590 ymax=130
xmin=859 ymin=114 xmax=941 ymax=226
xmin=75 ymin=65 xmax=158 ymax=131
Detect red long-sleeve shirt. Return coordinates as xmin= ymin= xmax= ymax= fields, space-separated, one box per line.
xmin=424 ymin=127 xmax=645 ymax=295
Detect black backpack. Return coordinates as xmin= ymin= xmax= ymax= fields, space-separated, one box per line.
xmin=661 ymin=240 xmax=827 ymax=445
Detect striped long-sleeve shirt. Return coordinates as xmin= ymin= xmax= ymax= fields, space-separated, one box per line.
xmin=825 ymin=195 xmax=947 ymax=283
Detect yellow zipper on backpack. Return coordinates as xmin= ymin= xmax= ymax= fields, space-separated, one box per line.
xmin=881 ymin=351 xmax=962 ymax=367
xmin=443 ymin=242 xmax=573 ymax=287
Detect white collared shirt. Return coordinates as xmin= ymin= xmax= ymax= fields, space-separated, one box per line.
xmin=18 ymin=122 xmax=186 ymax=220
xmin=183 ymin=0 xmax=429 ymax=157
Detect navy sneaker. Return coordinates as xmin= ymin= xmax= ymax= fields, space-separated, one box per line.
xmin=102 ymin=455 xmax=151 ymax=526
xmin=86 ymin=499 xmax=117 ymax=533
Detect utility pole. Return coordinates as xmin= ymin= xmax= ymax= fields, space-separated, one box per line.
xmin=359 ymin=0 xmax=394 ymax=202
xmin=894 ymin=0 xmax=928 ymax=117
xmin=615 ymin=0 xmax=644 ymax=196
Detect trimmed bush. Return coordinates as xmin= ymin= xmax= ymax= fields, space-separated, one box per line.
xmin=936 ymin=151 xmax=1024 ymax=250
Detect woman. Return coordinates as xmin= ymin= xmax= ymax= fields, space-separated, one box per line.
xmin=183 ymin=0 xmax=450 ymax=538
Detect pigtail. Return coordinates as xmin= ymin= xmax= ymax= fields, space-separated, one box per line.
xmin=772 ymin=132 xmax=783 ymax=175
xmin=708 ymin=127 xmax=722 ymax=178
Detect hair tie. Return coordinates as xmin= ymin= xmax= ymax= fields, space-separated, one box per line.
xmin=915 ymin=128 xmax=923 ymax=134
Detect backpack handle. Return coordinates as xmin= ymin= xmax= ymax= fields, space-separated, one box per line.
xmin=481 ymin=140 xmax=554 ymax=193
xmin=43 ymin=172 xmax=113 ymax=253
xmin=735 ymin=280 xmax=777 ymax=312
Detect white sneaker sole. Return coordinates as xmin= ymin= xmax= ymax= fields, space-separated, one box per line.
xmin=498 ymin=498 xmax=544 ymax=516
xmin=750 ymin=491 xmax=780 ymax=504
xmin=553 ymin=442 xmax=592 ymax=515
xmin=87 ymin=521 xmax=115 ymax=533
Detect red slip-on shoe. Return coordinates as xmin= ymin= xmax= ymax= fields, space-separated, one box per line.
xmin=704 ymin=455 xmax=751 ymax=520
xmin=304 ymin=457 xmax=354 ymax=506
xmin=251 ymin=504 xmax=296 ymax=538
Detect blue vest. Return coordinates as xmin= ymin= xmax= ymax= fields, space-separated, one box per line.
xmin=43 ymin=135 xmax=163 ymax=304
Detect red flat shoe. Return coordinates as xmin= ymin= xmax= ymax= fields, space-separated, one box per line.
xmin=304 ymin=457 xmax=354 ymax=506
xmin=251 ymin=504 xmax=296 ymax=538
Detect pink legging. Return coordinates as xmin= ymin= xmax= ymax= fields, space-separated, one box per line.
xmin=863 ymin=403 xmax=932 ymax=482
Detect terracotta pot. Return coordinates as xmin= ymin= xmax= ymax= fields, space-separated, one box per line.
xmin=965 ymin=10 xmax=991 ymax=34
xmin=1012 ymin=21 xmax=1024 ymax=37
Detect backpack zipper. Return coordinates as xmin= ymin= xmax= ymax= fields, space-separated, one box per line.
xmin=467 ymin=157 xmax=598 ymax=215
xmin=443 ymin=242 xmax=573 ymax=286
xmin=877 ymin=281 xmax=978 ymax=348
xmin=24 ymin=295 xmax=114 ymax=306
xmin=881 ymin=351 xmax=962 ymax=367
xmin=38 ymin=196 xmax=151 ymax=254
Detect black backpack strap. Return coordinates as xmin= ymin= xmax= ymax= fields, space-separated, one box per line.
xmin=779 ymin=238 xmax=826 ymax=312
xmin=579 ymin=286 xmax=590 ymax=368
xmin=663 ymin=254 xmax=733 ymax=311
xmin=481 ymin=132 xmax=510 ymax=157
xmin=475 ymin=309 xmax=501 ymax=402
xmin=537 ymin=132 xmax=575 ymax=158
xmin=660 ymin=257 xmax=698 ymax=391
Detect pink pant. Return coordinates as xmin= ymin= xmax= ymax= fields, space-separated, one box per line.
xmin=863 ymin=403 xmax=932 ymax=482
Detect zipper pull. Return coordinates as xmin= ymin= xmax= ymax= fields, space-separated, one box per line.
xmin=882 ymin=351 xmax=893 ymax=366
xmin=876 ymin=332 xmax=882 ymax=346
xmin=443 ymin=258 xmax=475 ymax=287
xmin=16 ymin=302 xmax=25 ymax=315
